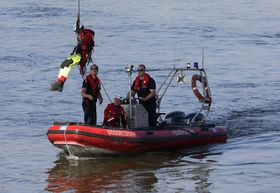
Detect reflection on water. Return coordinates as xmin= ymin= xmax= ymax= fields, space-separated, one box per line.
xmin=46 ymin=147 xmax=218 ymax=193
xmin=46 ymin=153 xmax=168 ymax=192
xmin=191 ymin=163 xmax=212 ymax=193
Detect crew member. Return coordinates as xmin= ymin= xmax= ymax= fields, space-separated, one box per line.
xmin=128 ymin=64 xmax=157 ymax=127
xmin=81 ymin=64 xmax=103 ymax=125
xmin=50 ymin=25 xmax=95 ymax=92
xmin=103 ymin=95 xmax=128 ymax=128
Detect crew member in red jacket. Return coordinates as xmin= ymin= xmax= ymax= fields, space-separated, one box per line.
xmin=103 ymin=95 xmax=128 ymax=128
xmin=50 ymin=25 xmax=95 ymax=92
xmin=81 ymin=64 xmax=103 ymax=125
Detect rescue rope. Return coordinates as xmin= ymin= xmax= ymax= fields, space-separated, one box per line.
xmin=63 ymin=122 xmax=74 ymax=156
xmin=98 ymin=75 xmax=112 ymax=103
xmin=84 ymin=45 xmax=111 ymax=102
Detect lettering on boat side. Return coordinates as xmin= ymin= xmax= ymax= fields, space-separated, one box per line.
xmin=172 ymin=129 xmax=198 ymax=136
xmin=107 ymin=130 xmax=137 ymax=137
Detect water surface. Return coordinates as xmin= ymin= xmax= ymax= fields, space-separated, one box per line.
xmin=0 ymin=0 xmax=279 ymax=192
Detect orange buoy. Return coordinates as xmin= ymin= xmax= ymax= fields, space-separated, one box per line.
xmin=191 ymin=74 xmax=211 ymax=102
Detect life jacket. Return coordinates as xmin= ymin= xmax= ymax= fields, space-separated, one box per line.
xmin=79 ymin=29 xmax=95 ymax=52
xmin=133 ymin=73 xmax=151 ymax=91
xmin=104 ymin=103 xmax=126 ymax=127
xmin=86 ymin=74 xmax=100 ymax=97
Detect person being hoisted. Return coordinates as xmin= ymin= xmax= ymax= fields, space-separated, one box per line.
xmin=50 ymin=19 xmax=95 ymax=92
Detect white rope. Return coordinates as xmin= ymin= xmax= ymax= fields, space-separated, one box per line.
xmin=63 ymin=122 xmax=73 ymax=156
xmin=98 ymin=74 xmax=112 ymax=103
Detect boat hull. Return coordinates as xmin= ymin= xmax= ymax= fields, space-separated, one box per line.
xmin=47 ymin=122 xmax=227 ymax=155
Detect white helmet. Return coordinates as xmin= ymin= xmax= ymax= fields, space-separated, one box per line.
xmin=114 ymin=94 xmax=123 ymax=101
xmin=73 ymin=23 xmax=84 ymax=33
xmin=73 ymin=23 xmax=77 ymax=32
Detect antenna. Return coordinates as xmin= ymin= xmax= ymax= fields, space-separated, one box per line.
xmin=125 ymin=65 xmax=134 ymax=118
xmin=202 ymin=48 xmax=205 ymax=69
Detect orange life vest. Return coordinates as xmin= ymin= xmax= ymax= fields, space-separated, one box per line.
xmin=133 ymin=73 xmax=151 ymax=91
xmin=86 ymin=74 xmax=100 ymax=97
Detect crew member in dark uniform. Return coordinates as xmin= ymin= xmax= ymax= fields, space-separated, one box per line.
xmin=81 ymin=64 xmax=103 ymax=125
xmin=130 ymin=64 xmax=157 ymax=127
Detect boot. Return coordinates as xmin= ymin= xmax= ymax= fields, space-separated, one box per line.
xmin=50 ymin=80 xmax=64 ymax=92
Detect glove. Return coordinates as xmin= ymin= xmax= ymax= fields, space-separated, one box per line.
xmin=122 ymin=99 xmax=129 ymax=104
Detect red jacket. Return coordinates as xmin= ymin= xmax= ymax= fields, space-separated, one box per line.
xmin=103 ymin=103 xmax=128 ymax=128
xmin=78 ymin=29 xmax=95 ymax=53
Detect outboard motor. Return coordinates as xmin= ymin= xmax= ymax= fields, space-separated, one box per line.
xmin=185 ymin=113 xmax=205 ymax=123
xmin=165 ymin=111 xmax=186 ymax=125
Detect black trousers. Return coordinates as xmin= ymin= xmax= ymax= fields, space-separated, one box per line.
xmin=82 ymin=100 xmax=97 ymax=125
xmin=142 ymin=101 xmax=157 ymax=127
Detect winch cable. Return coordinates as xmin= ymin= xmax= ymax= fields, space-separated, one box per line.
xmin=75 ymin=0 xmax=86 ymax=80
xmin=76 ymin=0 xmax=80 ymax=31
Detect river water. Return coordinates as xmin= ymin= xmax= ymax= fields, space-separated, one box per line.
xmin=1 ymin=0 xmax=280 ymax=192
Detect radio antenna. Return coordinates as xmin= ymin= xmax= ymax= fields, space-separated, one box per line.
xmin=202 ymin=48 xmax=205 ymax=69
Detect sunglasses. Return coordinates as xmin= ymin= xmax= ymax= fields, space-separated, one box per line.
xmin=137 ymin=69 xmax=144 ymax=72
xmin=90 ymin=67 xmax=98 ymax=71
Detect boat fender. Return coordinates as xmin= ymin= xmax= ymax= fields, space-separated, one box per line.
xmin=191 ymin=74 xmax=211 ymax=102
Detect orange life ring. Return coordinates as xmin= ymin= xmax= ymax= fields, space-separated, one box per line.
xmin=191 ymin=74 xmax=211 ymax=102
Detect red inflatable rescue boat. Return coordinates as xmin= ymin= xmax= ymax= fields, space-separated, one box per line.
xmin=47 ymin=122 xmax=226 ymax=155
xmin=47 ymin=66 xmax=227 ymax=155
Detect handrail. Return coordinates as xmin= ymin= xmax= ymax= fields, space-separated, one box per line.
xmin=156 ymin=67 xmax=211 ymax=124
